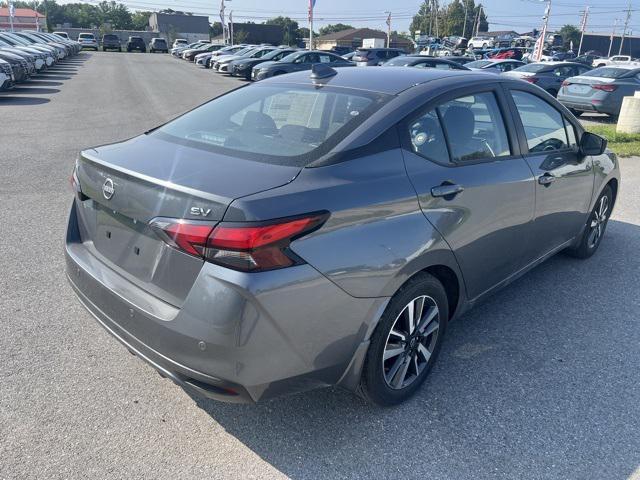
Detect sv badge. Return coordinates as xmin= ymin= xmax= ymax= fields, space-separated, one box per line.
xmin=190 ymin=207 xmax=211 ymax=217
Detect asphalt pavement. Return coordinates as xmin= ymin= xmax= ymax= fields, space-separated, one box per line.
xmin=1 ymin=52 xmax=639 ymax=480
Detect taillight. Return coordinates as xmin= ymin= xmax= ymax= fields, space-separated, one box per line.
xmin=522 ymin=77 xmax=538 ymax=83
xmin=561 ymin=80 xmax=571 ymax=87
xmin=592 ymin=84 xmax=617 ymax=92
xmin=205 ymin=213 xmax=329 ymax=272
xmin=150 ymin=212 xmax=329 ymax=272
xmin=150 ymin=220 xmax=214 ymax=257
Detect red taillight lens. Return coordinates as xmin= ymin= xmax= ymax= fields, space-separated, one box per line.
xmin=592 ymin=84 xmax=617 ymax=92
xmin=150 ymin=220 xmax=214 ymax=257
xmin=561 ymin=80 xmax=571 ymax=87
xmin=206 ymin=213 xmax=328 ymax=272
xmin=523 ymin=77 xmax=538 ymax=83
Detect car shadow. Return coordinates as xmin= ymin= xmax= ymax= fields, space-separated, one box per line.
xmin=9 ymin=86 xmax=60 ymax=94
xmin=186 ymin=219 xmax=640 ymax=479
xmin=24 ymin=79 xmax=63 ymax=86
xmin=0 ymin=95 xmax=50 ymax=105
xmin=34 ymin=74 xmax=71 ymax=80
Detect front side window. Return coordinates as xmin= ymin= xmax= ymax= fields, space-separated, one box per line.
xmin=408 ymin=110 xmax=450 ymax=162
xmin=155 ymin=85 xmax=389 ymax=166
xmin=510 ymin=90 xmax=569 ymax=152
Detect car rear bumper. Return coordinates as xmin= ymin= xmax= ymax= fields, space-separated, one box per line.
xmin=558 ymin=96 xmax=619 ymax=115
xmin=65 ymin=199 xmax=385 ymax=402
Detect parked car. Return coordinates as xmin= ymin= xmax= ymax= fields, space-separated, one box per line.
xmin=342 ymin=51 xmax=356 ymax=61
xmin=28 ymin=31 xmax=80 ymax=57
xmin=171 ymin=41 xmax=208 ymax=57
xmin=593 ymin=55 xmax=640 ymax=68
xmin=172 ymin=39 xmax=188 ymax=49
xmin=230 ymin=47 xmax=298 ymax=80
xmin=383 ymin=55 xmax=470 ymax=70
xmin=126 ymin=36 xmax=146 ymax=53
xmin=330 ymin=46 xmax=353 ymax=56
xmin=102 ymin=34 xmax=121 ymax=52
xmin=574 ymin=54 xmax=601 ymax=66
xmin=512 ymin=35 xmax=535 ymax=48
xmin=467 ymin=36 xmax=495 ymax=49
xmin=78 ymin=32 xmax=98 ymax=51
xmin=443 ymin=55 xmax=477 ymax=66
xmin=352 ymin=47 xmax=405 ymax=66
xmin=466 ymin=59 xmax=525 ymax=73
xmin=0 ymin=58 xmax=13 ymax=90
xmin=551 ymin=50 xmax=576 ymax=61
xmin=558 ymin=66 xmax=640 ymax=117
xmin=487 ymin=47 xmax=524 ymax=60
xmin=504 ymin=62 xmax=592 ymax=96
xmin=66 ymin=67 xmax=618 ymax=406
xmin=150 ymin=38 xmax=169 ymax=53
xmin=217 ymin=46 xmax=277 ymax=74
xmin=0 ymin=51 xmax=29 ymax=82
xmin=52 ymin=31 xmax=70 ymax=40
xmin=199 ymin=45 xmax=248 ymax=68
xmin=0 ymin=34 xmax=50 ymax=70
xmin=251 ymin=50 xmax=353 ymax=80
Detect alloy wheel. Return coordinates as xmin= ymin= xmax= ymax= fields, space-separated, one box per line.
xmin=382 ymin=295 xmax=440 ymax=390
xmin=588 ymin=195 xmax=609 ymax=249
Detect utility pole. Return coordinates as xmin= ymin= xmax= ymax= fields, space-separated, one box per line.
xmin=385 ymin=11 xmax=392 ymax=48
xmin=577 ymin=6 xmax=589 ymax=56
xmin=229 ymin=10 xmax=233 ymax=45
xmin=308 ymin=0 xmax=315 ymax=50
xmin=619 ymin=0 xmax=632 ymax=55
xmin=219 ymin=0 xmax=226 ymax=44
xmin=608 ymin=18 xmax=618 ymax=57
xmin=462 ymin=1 xmax=468 ymax=39
xmin=8 ymin=1 xmax=14 ymax=32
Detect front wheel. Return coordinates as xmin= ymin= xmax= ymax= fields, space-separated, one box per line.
xmin=358 ymin=273 xmax=448 ymax=406
xmin=566 ymin=185 xmax=613 ymax=259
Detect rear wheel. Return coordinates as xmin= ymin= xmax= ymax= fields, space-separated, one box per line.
xmin=566 ymin=185 xmax=613 ymax=259
xmin=358 ymin=273 xmax=448 ymax=406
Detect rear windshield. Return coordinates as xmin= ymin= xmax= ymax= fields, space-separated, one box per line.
xmin=153 ymin=39 xmax=166 ymax=44
xmin=583 ymin=67 xmax=631 ymax=78
xmin=154 ymin=84 xmax=390 ymax=166
xmin=103 ymin=35 xmax=118 ymax=40
xmin=385 ymin=56 xmax=416 ymax=66
xmin=466 ymin=60 xmax=492 ymax=68
xmin=513 ymin=63 xmax=547 ymax=73
xmin=78 ymin=34 xmax=94 ymax=39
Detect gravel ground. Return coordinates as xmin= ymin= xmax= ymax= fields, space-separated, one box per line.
xmin=1 ymin=52 xmax=639 ymax=480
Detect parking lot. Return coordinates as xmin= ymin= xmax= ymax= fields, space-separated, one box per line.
xmin=1 ymin=51 xmax=639 ymax=480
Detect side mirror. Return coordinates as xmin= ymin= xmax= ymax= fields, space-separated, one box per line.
xmin=579 ymin=131 xmax=607 ymax=156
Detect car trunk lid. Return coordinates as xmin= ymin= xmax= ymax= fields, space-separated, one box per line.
xmin=74 ymin=134 xmax=301 ymax=307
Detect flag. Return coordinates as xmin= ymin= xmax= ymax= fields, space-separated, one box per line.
xmin=532 ymin=33 xmax=544 ymax=62
xmin=308 ymin=0 xmax=316 ymax=22
xmin=386 ymin=12 xmax=391 ymax=27
xmin=9 ymin=2 xmax=15 ymax=17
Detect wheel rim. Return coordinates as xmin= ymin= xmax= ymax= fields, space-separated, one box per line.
xmin=587 ymin=194 xmax=609 ymax=249
xmin=382 ymin=295 xmax=440 ymax=390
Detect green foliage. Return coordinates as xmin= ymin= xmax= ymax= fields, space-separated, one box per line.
xmin=588 ymin=125 xmax=640 ymax=157
xmin=318 ymin=23 xmax=354 ymax=36
xmin=410 ymin=0 xmax=487 ymax=38
xmin=558 ymin=24 xmax=581 ymax=50
xmin=234 ymin=29 xmax=249 ymax=44
xmin=265 ymin=16 xmax=299 ymax=45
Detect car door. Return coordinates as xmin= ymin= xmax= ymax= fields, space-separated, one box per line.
xmin=506 ymin=88 xmax=594 ymax=260
xmin=293 ymin=52 xmax=315 ymax=71
xmin=401 ymin=86 xmax=536 ymax=300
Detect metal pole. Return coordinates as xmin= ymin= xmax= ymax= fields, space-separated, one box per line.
xmin=229 ymin=10 xmax=233 ymax=45
xmin=577 ymin=6 xmax=588 ymax=56
xmin=385 ymin=11 xmax=391 ymax=48
xmin=9 ymin=2 xmax=14 ymax=32
xmin=462 ymin=1 xmax=468 ymax=39
xmin=535 ymin=1 xmax=550 ymax=62
xmin=608 ymin=18 xmax=618 ymax=57
xmin=619 ymin=0 xmax=632 ymax=55
xmin=309 ymin=0 xmax=314 ymax=49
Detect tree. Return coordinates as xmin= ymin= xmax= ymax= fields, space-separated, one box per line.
xmin=234 ymin=29 xmax=249 ymax=44
xmin=210 ymin=21 xmax=223 ymax=38
xmin=130 ymin=11 xmax=151 ymax=31
xmin=318 ymin=23 xmax=354 ymax=36
xmin=410 ymin=0 xmax=487 ymax=38
xmin=97 ymin=1 xmax=132 ymax=30
xmin=559 ymin=24 xmax=581 ymax=50
xmin=264 ymin=16 xmax=299 ymax=45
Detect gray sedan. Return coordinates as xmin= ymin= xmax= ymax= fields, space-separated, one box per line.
xmin=251 ymin=50 xmax=354 ymax=80
xmin=557 ymin=66 xmax=640 ymax=116
xmin=66 ymin=67 xmax=618 ymax=406
xmin=466 ymin=59 xmax=525 ymax=73
xmin=504 ymin=61 xmax=592 ymax=96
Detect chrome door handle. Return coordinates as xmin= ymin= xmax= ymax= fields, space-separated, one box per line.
xmin=431 ymin=183 xmax=464 ymax=198
xmin=538 ymin=173 xmax=556 ymax=186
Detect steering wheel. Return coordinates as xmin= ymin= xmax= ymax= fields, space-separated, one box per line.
xmin=533 ymin=137 xmax=565 ymax=153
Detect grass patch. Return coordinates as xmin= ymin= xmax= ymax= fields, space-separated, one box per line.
xmin=586 ymin=124 xmax=640 ymax=157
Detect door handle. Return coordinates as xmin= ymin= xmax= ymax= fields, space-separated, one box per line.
xmin=538 ymin=173 xmax=556 ymax=186
xmin=431 ymin=183 xmax=464 ymax=198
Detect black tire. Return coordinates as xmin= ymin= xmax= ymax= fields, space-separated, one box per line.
xmin=358 ymin=273 xmax=449 ymax=406
xmin=565 ymin=185 xmax=613 ymax=259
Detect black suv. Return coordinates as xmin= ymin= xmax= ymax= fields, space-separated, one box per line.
xmin=126 ymin=36 xmax=146 ymax=53
xmin=149 ymin=38 xmax=168 ymax=53
xmin=102 ymin=34 xmax=121 ymax=52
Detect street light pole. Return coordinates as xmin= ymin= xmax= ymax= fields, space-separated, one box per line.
xmin=608 ymin=18 xmax=618 ymax=57
xmin=577 ymin=6 xmax=589 ymax=56
xmin=619 ymin=0 xmax=632 ymax=55
xmin=385 ymin=11 xmax=391 ymax=48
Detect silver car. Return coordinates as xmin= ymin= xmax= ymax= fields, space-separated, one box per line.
xmin=66 ymin=67 xmax=619 ymax=406
xmin=557 ymin=66 xmax=640 ymax=117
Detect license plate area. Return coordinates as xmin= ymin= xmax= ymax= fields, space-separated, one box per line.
xmin=568 ymin=84 xmax=591 ymax=94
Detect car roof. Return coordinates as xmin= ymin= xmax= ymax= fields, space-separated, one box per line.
xmin=262 ymin=66 xmax=482 ymax=95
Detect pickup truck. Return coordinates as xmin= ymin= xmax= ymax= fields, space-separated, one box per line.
xmin=594 ymin=55 xmax=640 ymax=68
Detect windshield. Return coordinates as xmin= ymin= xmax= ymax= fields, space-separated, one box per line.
xmin=279 ymin=51 xmax=305 ymax=63
xmin=583 ymin=67 xmax=632 ymax=78
xmin=466 ymin=60 xmax=492 ymax=68
xmin=154 ymin=84 xmax=390 ymax=166
xmin=261 ymin=49 xmax=290 ymax=60
xmin=79 ymin=34 xmax=95 ymax=39
xmin=513 ymin=63 xmax=548 ymax=73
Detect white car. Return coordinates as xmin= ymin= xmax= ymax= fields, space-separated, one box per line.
xmin=194 ymin=51 xmax=213 ymax=67
xmin=77 ymin=32 xmax=98 ymax=51
xmin=172 ymin=39 xmax=188 ymax=49
xmin=467 ymin=36 xmax=495 ymax=50
xmin=53 ymin=31 xmax=70 ymax=40
xmin=593 ymin=55 xmax=640 ymax=68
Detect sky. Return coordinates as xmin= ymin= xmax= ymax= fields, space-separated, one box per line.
xmin=56 ymin=0 xmax=640 ymax=36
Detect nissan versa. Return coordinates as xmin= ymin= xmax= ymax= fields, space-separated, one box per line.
xmin=66 ymin=67 xmax=619 ymax=406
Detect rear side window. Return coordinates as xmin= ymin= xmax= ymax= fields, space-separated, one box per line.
xmin=510 ymin=91 xmax=569 ymax=152
xmin=408 ymin=92 xmax=511 ymax=163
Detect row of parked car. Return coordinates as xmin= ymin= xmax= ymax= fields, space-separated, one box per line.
xmin=171 ymin=40 xmax=640 ymax=118
xmin=0 ymin=30 xmax=81 ymax=91
xmin=52 ymin=31 xmax=169 ymax=53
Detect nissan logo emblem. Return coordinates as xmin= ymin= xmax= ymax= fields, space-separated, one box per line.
xmin=102 ymin=178 xmax=115 ymax=200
